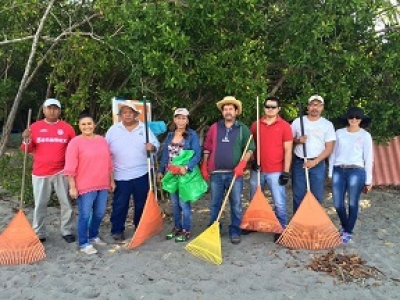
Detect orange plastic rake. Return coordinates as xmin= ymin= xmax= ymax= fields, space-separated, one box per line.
xmin=277 ymin=101 xmax=340 ymax=250
xmin=277 ymin=191 xmax=341 ymax=250
xmin=0 ymin=109 xmax=46 ymax=265
xmin=128 ymin=96 xmax=163 ymax=249
xmin=240 ymin=96 xmax=283 ymax=234
xmin=241 ymin=186 xmax=283 ymax=233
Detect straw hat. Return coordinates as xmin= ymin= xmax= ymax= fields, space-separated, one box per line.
xmin=216 ymin=96 xmax=242 ymax=115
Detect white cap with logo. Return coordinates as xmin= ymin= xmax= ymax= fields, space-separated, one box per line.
xmin=308 ymin=95 xmax=324 ymax=104
xmin=43 ymin=98 xmax=61 ymax=108
xmin=174 ymin=108 xmax=190 ymax=116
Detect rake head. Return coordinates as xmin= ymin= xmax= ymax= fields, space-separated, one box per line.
xmin=0 ymin=210 xmax=46 ymax=265
xmin=185 ymin=222 xmax=222 ymax=265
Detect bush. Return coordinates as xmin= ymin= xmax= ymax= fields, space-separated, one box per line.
xmin=0 ymin=150 xmax=34 ymax=206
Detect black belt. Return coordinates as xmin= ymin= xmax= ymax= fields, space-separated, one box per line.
xmin=337 ymin=164 xmax=363 ymax=169
xmin=295 ymin=155 xmax=317 ymax=160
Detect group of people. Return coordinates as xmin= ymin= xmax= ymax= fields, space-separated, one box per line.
xmin=21 ymin=94 xmax=373 ymax=254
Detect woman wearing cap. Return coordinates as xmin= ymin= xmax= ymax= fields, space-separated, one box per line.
xmin=64 ymin=112 xmax=115 ymax=254
xmin=328 ymin=107 xmax=373 ymax=244
xmin=157 ymin=108 xmax=202 ymax=242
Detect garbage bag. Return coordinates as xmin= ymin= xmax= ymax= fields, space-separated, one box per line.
xmin=161 ymin=150 xmax=207 ymax=203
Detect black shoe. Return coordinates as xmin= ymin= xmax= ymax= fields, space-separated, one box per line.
xmin=39 ymin=237 xmax=46 ymax=243
xmin=230 ymin=236 xmax=241 ymax=244
xmin=112 ymin=232 xmax=126 ymax=242
xmin=274 ymin=233 xmax=281 ymax=243
xmin=241 ymin=229 xmax=255 ymax=235
xmin=62 ymin=234 xmax=76 ymax=243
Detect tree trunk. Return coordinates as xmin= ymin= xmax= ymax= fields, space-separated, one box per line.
xmin=0 ymin=0 xmax=55 ymax=157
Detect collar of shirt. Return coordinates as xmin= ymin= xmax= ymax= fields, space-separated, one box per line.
xmin=261 ymin=115 xmax=282 ymax=126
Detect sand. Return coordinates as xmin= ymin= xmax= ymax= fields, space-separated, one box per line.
xmin=0 ymin=184 xmax=399 ymax=300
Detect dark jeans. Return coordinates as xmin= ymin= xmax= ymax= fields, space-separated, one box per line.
xmin=209 ymin=172 xmax=243 ymax=237
xmin=292 ymin=156 xmax=326 ymax=214
xmin=332 ymin=166 xmax=366 ymax=234
xmin=111 ymin=173 xmax=149 ymax=235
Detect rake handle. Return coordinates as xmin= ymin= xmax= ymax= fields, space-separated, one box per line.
xmin=20 ymin=109 xmax=32 ymax=210
xmin=298 ymin=101 xmax=310 ymax=191
xmin=216 ymin=135 xmax=253 ymax=222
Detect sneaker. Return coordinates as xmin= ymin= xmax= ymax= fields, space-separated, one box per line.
xmin=341 ymin=232 xmax=353 ymax=244
xmin=62 ymin=234 xmax=76 ymax=243
xmin=90 ymin=237 xmax=107 ymax=246
xmin=339 ymin=228 xmax=344 ymax=236
xmin=80 ymin=244 xmax=97 ymax=255
xmin=166 ymin=227 xmax=182 ymax=240
xmin=175 ymin=231 xmax=191 ymax=243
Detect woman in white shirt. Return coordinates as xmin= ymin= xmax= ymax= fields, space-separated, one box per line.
xmin=329 ymin=107 xmax=373 ymax=244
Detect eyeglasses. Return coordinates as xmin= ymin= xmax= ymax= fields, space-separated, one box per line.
xmin=264 ymin=105 xmax=278 ymax=109
xmin=348 ymin=115 xmax=361 ymax=120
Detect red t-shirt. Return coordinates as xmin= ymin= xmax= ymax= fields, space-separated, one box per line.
xmin=250 ymin=116 xmax=293 ymax=172
xmin=21 ymin=119 xmax=76 ymax=176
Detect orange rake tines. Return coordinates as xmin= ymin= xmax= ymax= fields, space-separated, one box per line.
xmin=277 ymin=191 xmax=341 ymax=250
xmin=0 ymin=210 xmax=46 ymax=265
xmin=240 ymin=186 xmax=283 ymax=233
xmin=128 ymin=185 xmax=164 ymax=249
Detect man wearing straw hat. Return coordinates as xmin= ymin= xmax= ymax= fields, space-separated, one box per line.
xmin=249 ymin=96 xmax=293 ymax=241
xmin=291 ymin=95 xmax=336 ymax=213
xmin=21 ymin=98 xmax=76 ymax=243
xmin=105 ymin=102 xmax=159 ymax=242
xmin=202 ymin=96 xmax=255 ymax=244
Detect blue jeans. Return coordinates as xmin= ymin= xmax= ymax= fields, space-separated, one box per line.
xmin=292 ymin=156 xmax=326 ymax=214
xmin=249 ymin=170 xmax=287 ymax=227
xmin=332 ymin=166 xmax=365 ymax=234
xmin=170 ymin=192 xmax=192 ymax=232
xmin=111 ymin=173 xmax=149 ymax=235
xmin=209 ymin=172 xmax=243 ymax=237
xmin=77 ymin=190 xmax=108 ymax=247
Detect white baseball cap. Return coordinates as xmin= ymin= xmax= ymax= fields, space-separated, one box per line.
xmin=43 ymin=98 xmax=61 ymax=108
xmin=174 ymin=108 xmax=190 ymax=116
xmin=308 ymin=95 xmax=324 ymax=104
xmin=118 ymin=102 xmax=141 ymax=114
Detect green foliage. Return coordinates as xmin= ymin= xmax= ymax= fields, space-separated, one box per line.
xmin=0 ymin=151 xmax=33 ymax=205
xmin=0 ymin=0 xmax=399 ymax=143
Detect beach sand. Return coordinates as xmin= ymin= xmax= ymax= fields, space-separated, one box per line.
xmin=0 ymin=183 xmax=399 ymax=300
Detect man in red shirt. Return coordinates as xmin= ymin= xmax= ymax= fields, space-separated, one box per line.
xmin=248 ymin=96 xmax=293 ymax=241
xmin=21 ymin=98 xmax=76 ymax=243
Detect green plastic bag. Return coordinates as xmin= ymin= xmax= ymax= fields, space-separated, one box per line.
xmin=161 ymin=150 xmax=207 ymax=203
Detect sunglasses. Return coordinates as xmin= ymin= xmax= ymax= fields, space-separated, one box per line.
xmin=264 ymin=105 xmax=278 ymax=109
xmin=348 ymin=115 xmax=362 ymax=120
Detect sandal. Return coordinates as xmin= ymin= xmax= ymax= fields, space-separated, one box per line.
xmin=175 ymin=231 xmax=191 ymax=243
xmin=166 ymin=227 xmax=182 ymax=240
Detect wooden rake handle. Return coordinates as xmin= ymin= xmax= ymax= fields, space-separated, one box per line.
xmin=216 ymin=135 xmax=253 ymax=222
xmin=20 ymin=109 xmax=32 ymax=210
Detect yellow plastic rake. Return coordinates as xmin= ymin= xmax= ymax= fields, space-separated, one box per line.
xmin=185 ymin=136 xmax=253 ymax=265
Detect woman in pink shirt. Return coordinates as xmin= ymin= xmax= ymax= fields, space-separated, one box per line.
xmin=64 ymin=112 xmax=115 ymax=254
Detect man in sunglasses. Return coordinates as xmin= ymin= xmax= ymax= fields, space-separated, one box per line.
xmin=291 ymin=95 xmax=336 ymax=214
xmin=247 ymin=96 xmax=293 ymax=241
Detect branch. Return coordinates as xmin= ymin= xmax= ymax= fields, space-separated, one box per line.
xmin=375 ymin=24 xmax=400 ymax=34
xmin=0 ymin=0 xmax=56 ymax=157
xmin=268 ymin=72 xmax=288 ymax=96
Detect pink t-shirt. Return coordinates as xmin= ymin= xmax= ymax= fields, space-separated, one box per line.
xmin=64 ymin=135 xmax=113 ymax=195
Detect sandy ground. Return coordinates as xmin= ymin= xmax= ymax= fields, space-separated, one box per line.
xmin=0 ymin=181 xmax=399 ymax=300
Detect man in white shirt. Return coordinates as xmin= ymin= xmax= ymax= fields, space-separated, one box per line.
xmin=106 ymin=103 xmax=159 ymax=241
xmin=291 ymin=95 xmax=336 ymax=213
